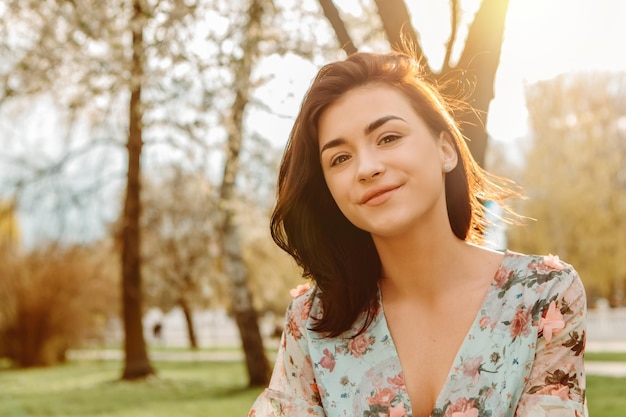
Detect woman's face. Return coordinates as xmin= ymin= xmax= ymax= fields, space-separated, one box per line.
xmin=317 ymin=84 xmax=457 ymax=239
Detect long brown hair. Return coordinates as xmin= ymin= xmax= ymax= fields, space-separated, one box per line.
xmin=271 ymin=51 xmax=516 ymax=337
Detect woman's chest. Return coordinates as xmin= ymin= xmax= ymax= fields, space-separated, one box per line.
xmin=305 ymin=299 xmax=538 ymax=417
xmin=387 ymin=312 xmax=478 ymax=417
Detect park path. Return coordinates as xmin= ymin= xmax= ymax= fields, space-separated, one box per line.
xmin=68 ymin=342 xmax=626 ymax=378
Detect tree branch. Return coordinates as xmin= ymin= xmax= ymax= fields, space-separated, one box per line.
xmin=373 ymin=0 xmax=431 ymax=76
xmin=442 ymin=0 xmax=459 ymax=73
xmin=317 ymin=0 xmax=357 ymax=55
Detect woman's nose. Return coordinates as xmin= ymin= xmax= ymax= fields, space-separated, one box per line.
xmin=357 ymin=151 xmax=385 ymax=182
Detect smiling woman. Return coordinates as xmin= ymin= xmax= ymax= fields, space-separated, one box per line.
xmin=249 ymin=51 xmax=588 ymax=417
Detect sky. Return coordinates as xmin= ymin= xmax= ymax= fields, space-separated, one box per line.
xmin=251 ymin=0 xmax=626 ymax=147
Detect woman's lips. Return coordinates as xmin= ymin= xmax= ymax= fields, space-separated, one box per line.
xmin=360 ymin=185 xmax=400 ymax=206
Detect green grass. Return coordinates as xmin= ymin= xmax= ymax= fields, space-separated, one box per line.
xmin=0 ymin=359 xmax=624 ymax=416
xmin=0 ymin=360 xmax=263 ymax=417
xmin=587 ymin=376 xmax=626 ymax=416
xmin=585 ymin=352 xmax=626 ymax=362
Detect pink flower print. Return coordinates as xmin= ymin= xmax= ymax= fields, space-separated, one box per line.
xmin=299 ymin=356 xmax=319 ymax=398
xmin=539 ymin=301 xmax=565 ymax=342
xmin=289 ymin=282 xmax=311 ymax=297
xmin=444 ymin=398 xmax=478 ymax=417
xmin=543 ymin=254 xmax=565 ymax=271
xmin=530 ymin=254 xmax=565 ymax=274
xmin=366 ymin=387 xmax=396 ymax=407
xmin=389 ymin=402 xmax=408 ymax=417
xmin=347 ymin=333 xmax=374 ymax=358
xmin=494 ymin=265 xmax=512 ymax=288
xmin=462 ymin=356 xmax=483 ymax=381
xmin=319 ymin=348 xmax=336 ymax=372
xmin=510 ymin=306 xmax=532 ymax=339
xmin=287 ymin=314 xmax=302 ymax=339
xmin=387 ymin=372 xmax=405 ymax=389
xmin=479 ymin=316 xmax=490 ymax=330
xmin=537 ymin=383 xmax=570 ymax=400
xmin=301 ymin=298 xmax=313 ymax=320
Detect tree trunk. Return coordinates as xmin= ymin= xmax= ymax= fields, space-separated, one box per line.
xmin=179 ymin=296 xmax=198 ymax=349
xmin=120 ymin=0 xmax=154 ymax=380
xmin=222 ymin=214 xmax=270 ymax=386
xmin=217 ymin=0 xmax=270 ymax=387
xmin=373 ymin=0 xmax=430 ymax=72
xmin=318 ymin=0 xmax=357 ymax=55
xmin=455 ymin=0 xmax=510 ymax=167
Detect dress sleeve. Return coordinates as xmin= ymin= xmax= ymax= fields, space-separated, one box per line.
xmin=247 ymin=293 xmax=326 ymax=417
xmin=515 ymin=269 xmax=588 ymax=417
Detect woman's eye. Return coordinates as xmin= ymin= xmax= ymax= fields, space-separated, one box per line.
xmin=330 ymin=154 xmax=351 ymax=166
xmin=379 ymin=134 xmax=401 ymax=144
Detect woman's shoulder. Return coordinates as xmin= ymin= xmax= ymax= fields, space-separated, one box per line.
xmin=495 ymin=250 xmax=584 ymax=299
xmin=286 ymin=283 xmax=321 ymax=322
xmin=502 ymin=250 xmax=579 ymax=274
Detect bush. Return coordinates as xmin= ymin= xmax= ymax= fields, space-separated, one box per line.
xmin=0 ymin=241 xmax=119 ymax=367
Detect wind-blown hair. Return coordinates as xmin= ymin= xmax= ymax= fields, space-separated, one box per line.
xmin=270 ymin=51 xmax=516 ymax=337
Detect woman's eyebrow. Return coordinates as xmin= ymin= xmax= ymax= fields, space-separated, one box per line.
xmin=364 ymin=115 xmax=405 ymax=135
xmin=320 ymin=115 xmax=406 ymax=156
xmin=320 ymin=138 xmax=346 ymax=156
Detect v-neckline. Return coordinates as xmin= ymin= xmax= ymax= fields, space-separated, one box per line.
xmin=377 ymin=250 xmax=511 ymax=417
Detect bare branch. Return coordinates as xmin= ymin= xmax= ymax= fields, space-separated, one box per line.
xmin=317 ymin=0 xmax=358 ymax=55
xmin=373 ymin=0 xmax=431 ymax=76
xmin=442 ymin=0 xmax=459 ymax=73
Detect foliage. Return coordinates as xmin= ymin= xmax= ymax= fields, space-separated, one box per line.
xmin=507 ymin=72 xmax=626 ymax=306
xmin=1 ymin=0 xmax=317 ymax=377
xmin=141 ymin=168 xmax=219 ymax=311
xmin=238 ymin=202 xmax=304 ymax=317
xmin=0 ymin=358 xmax=623 ymax=416
xmin=0 ymin=242 xmax=119 ymax=367
xmin=140 ymin=164 xmax=302 ymax=315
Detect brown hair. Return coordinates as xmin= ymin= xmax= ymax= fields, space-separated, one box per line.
xmin=270 ymin=51 xmax=516 ymax=337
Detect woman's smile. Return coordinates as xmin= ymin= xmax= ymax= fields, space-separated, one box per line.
xmin=359 ymin=184 xmax=402 ymax=206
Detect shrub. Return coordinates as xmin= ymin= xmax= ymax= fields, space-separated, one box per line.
xmin=0 ymin=241 xmax=119 ymax=367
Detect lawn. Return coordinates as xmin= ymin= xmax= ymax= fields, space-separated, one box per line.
xmin=0 ymin=360 xmax=263 ymax=417
xmin=585 ymin=351 xmax=626 ymax=362
xmin=0 ymin=359 xmax=624 ymax=416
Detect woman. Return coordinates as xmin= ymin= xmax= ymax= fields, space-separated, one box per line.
xmin=249 ymin=52 xmax=587 ymax=417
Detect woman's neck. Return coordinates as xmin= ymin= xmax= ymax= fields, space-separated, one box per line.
xmin=374 ymin=230 xmax=468 ymax=298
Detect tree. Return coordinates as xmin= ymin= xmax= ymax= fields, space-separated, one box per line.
xmin=0 ymin=0 xmax=204 ymax=379
xmin=141 ymin=167 xmax=220 ymax=349
xmin=1 ymin=0 xmax=337 ymax=383
xmin=216 ymin=0 xmax=272 ymax=387
xmin=117 ymin=0 xmax=155 ymax=380
xmin=319 ymin=0 xmax=511 ymax=167
xmin=507 ymin=72 xmax=626 ymax=306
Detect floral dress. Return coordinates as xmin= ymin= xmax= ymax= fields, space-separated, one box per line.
xmin=248 ymin=251 xmax=587 ymax=417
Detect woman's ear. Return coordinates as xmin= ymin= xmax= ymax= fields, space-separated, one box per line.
xmin=439 ymin=132 xmax=458 ymax=173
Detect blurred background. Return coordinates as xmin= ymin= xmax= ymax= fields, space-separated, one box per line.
xmin=0 ymin=0 xmax=625 ymax=416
